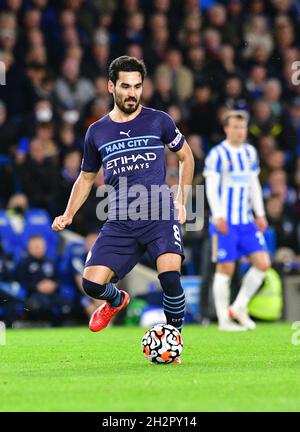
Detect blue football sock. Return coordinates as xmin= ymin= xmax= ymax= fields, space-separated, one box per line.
xmin=82 ymin=279 xmax=123 ymax=307
xmin=158 ymin=271 xmax=185 ymax=332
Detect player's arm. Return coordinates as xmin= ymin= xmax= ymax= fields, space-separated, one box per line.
xmin=174 ymin=140 xmax=194 ymax=224
xmin=205 ymin=172 xmax=228 ymax=234
xmin=52 ymin=170 xmax=97 ymax=231
xmin=52 ymin=125 xmax=102 ymax=232
xmin=203 ymin=149 xmax=227 ymax=234
xmin=250 ymin=172 xmax=268 ymax=232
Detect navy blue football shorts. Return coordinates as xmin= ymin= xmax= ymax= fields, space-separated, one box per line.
xmin=85 ymin=219 xmax=185 ymax=283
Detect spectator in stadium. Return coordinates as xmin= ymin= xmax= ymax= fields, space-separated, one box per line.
xmin=54 ymin=56 xmax=95 ymax=114
xmin=17 ymin=137 xmax=58 ymax=213
xmin=248 ymin=100 xmax=291 ymax=149
xmin=123 ymin=11 xmax=145 ymax=47
xmin=286 ymin=97 xmax=300 ymax=156
xmin=202 ymin=27 xmax=222 ymax=62
xmin=221 ymin=75 xmax=248 ymax=111
xmin=189 ymin=84 xmax=217 ymax=141
xmin=93 ymin=74 xmax=112 ymax=107
xmin=56 ymin=149 xmax=81 ymax=216
xmin=0 ymin=99 xmax=16 ymax=156
xmin=218 ymin=44 xmax=239 ymax=77
xmin=0 ymin=237 xmax=25 ymax=327
xmin=206 ymin=3 xmax=237 ymax=45
xmin=273 ymin=14 xmax=296 ymax=54
xmin=257 ymin=135 xmax=277 ymax=182
xmin=83 ymin=97 xmax=110 ymax=129
xmin=16 ymin=235 xmax=72 ymax=324
xmin=84 ymin=34 xmax=111 ymax=79
xmin=150 ymin=72 xmax=178 ymax=112
xmin=56 ymin=123 xmax=82 ymax=161
xmin=16 ymin=99 xmax=54 ymax=143
xmin=5 ymin=193 xmax=29 ymax=233
xmin=263 ymin=169 xmax=297 ymax=206
xmin=186 ymin=46 xmax=207 ymax=86
xmin=226 ymin=0 xmax=244 ymax=45
xmin=243 ymin=15 xmax=273 ymax=61
xmin=143 ymin=17 xmax=169 ymax=73
xmin=266 ymin=196 xmax=299 ymax=253
xmin=155 ymin=48 xmax=194 ymax=102
xmin=264 ymin=149 xmax=286 ymax=171
xmin=263 ymin=79 xmax=283 ymax=118
xmin=246 ymin=65 xmax=268 ymax=100
xmin=35 ymin=122 xmax=58 ymax=160
xmin=0 ymin=11 xmax=17 ymax=53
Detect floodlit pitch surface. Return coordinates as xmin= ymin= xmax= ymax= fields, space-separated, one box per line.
xmin=0 ymin=324 xmax=299 ymax=411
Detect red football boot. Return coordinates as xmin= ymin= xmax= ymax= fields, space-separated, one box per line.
xmin=89 ymin=290 xmax=130 ymax=332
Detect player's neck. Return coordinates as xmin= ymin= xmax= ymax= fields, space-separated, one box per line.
xmin=226 ymin=139 xmax=243 ymax=149
xmin=109 ymin=105 xmax=143 ymax=123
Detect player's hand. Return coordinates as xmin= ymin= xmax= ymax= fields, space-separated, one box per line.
xmin=215 ymin=218 xmax=228 ymax=234
xmin=255 ymin=216 xmax=268 ymax=232
xmin=174 ymin=201 xmax=186 ymax=225
xmin=52 ymin=214 xmax=73 ymax=231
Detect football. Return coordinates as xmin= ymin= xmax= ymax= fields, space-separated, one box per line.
xmin=141 ymin=324 xmax=183 ymax=364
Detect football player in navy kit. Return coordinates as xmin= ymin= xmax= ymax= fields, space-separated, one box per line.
xmin=52 ymin=57 xmax=194 ymax=352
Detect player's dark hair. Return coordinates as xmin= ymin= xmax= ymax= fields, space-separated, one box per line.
xmin=108 ymin=56 xmax=147 ymax=85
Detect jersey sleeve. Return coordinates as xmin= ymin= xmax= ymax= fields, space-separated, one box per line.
xmin=203 ymin=148 xmax=222 ymax=177
xmin=81 ymin=126 xmax=102 ymax=173
xmin=247 ymin=145 xmax=260 ymax=175
xmin=160 ymin=112 xmax=185 ymax=152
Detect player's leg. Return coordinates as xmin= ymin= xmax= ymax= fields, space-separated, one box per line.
xmin=83 ymin=265 xmax=124 ymax=307
xmin=210 ymin=226 xmax=246 ymax=331
xmin=229 ymin=250 xmax=271 ymax=329
xmin=82 ymin=265 xmax=130 ymax=332
xmin=138 ymin=218 xmax=185 ymax=334
xmin=82 ymin=222 xmax=144 ymax=332
xmin=156 ymin=252 xmax=185 ymax=333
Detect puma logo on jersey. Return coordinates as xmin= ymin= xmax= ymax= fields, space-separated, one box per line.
xmin=120 ymin=130 xmax=131 ymax=137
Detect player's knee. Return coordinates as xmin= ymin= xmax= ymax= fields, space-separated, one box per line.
xmin=216 ymin=262 xmax=235 ymax=276
xmin=82 ymin=278 xmax=107 ymax=299
xmin=158 ymin=271 xmax=183 ymax=296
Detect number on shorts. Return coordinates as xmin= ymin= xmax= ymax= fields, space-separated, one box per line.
xmin=173 ymin=224 xmax=182 ymax=249
xmin=255 ymin=231 xmax=265 ymax=245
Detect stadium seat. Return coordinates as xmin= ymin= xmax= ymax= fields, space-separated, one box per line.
xmin=0 ymin=208 xmax=59 ymax=262
xmin=23 ymin=209 xmax=59 ymax=261
xmin=58 ymin=241 xmax=85 ymax=300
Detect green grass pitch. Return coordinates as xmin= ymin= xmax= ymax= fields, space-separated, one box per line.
xmin=0 ymin=323 xmax=299 ymax=412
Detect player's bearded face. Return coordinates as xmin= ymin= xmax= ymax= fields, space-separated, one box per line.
xmin=112 ymin=72 xmax=143 ymax=114
xmin=114 ymin=89 xmax=141 ymax=114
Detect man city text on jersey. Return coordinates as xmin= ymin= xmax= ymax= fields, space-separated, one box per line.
xmin=81 ymin=107 xmax=185 ymax=220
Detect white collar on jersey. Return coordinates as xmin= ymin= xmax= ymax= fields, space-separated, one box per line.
xmin=222 ymin=139 xmax=245 ymax=152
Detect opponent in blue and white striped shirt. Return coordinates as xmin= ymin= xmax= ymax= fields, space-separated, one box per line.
xmin=204 ymin=111 xmax=271 ymax=331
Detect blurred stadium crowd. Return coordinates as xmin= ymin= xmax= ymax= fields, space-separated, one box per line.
xmin=0 ymin=0 xmax=300 ymax=325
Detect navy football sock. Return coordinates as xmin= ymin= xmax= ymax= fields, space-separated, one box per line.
xmin=158 ymin=271 xmax=185 ymax=332
xmin=82 ymin=278 xmax=123 ymax=307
